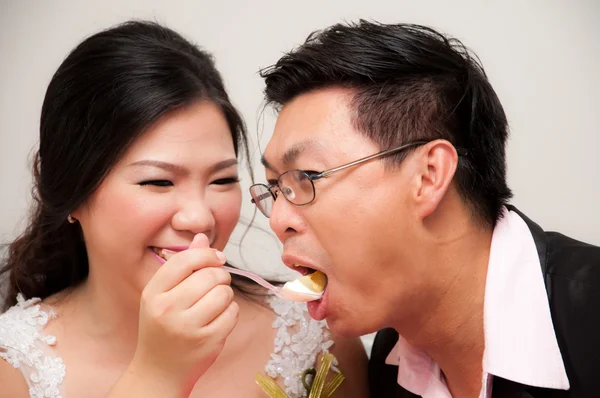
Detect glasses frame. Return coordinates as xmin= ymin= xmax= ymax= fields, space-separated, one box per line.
xmin=250 ymin=140 xmax=467 ymax=217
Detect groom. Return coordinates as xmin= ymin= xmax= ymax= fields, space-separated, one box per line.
xmin=249 ymin=20 xmax=600 ymax=397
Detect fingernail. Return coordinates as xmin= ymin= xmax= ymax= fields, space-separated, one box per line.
xmin=215 ymin=251 xmax=226 ymax=263
xmin=191 ymin=233 xmax=210 ymax=249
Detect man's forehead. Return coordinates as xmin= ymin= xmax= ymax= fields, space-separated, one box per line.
xmin=277 ymin=87 xmax=354 ymax=131
xmin=262 ymin=138 xmax=328 ymax=171
xmin=263 ymin=88 xmax=356 ymax=169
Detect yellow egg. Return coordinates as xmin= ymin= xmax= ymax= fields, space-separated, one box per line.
xmin=297 ymin=271 xmax=327 ymax=293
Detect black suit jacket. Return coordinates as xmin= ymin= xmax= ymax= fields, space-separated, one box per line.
xmin=368 ymin=207 xmax=600 ymax=397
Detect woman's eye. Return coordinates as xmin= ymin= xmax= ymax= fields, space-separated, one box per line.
xmin=212 ymin=177 xmax=240 ymax=185
xmin=139 ymin=180 xmax=173 ymax=187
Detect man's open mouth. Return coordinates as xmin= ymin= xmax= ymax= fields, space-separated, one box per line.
xmin=290 ymin=264 xmax=328 ymax=292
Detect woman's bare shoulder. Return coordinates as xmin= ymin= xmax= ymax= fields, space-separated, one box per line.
xmin=0 ymin=357 xmax=30 ymax=397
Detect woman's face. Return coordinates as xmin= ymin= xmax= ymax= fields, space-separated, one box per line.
xmin=73 ymin=101 xmax=242 ymax=297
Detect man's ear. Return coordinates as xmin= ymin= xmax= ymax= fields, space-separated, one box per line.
xmin=412 ymin=140 xmax=459 ymax=219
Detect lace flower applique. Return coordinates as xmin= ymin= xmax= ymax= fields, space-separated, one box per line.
xmin=264 ymin=294 xmax=338 ymax=398
xmin=0 ymin=294 xmax=66 ymax=398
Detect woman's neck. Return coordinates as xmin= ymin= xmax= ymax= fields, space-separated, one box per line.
xmin=51 ymin=275 xmax=141 ymax=356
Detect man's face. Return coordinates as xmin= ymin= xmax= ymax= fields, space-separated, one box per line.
xmin=262 ymin=88 xmax=432 ymax=337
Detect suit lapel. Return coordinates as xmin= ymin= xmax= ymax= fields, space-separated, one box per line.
xmin=505 ymin=205 xmax=548 ymax=274
xmin=492 ymin=377 xmax=537 ymax=398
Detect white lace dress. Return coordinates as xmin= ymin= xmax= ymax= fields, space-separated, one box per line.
xmin=0 ymin=293 xmax=336 ymax=398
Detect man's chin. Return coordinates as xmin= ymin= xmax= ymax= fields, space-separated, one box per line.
xmin=309 ymin=291 xmax=382 ymax=336
xmin=326 ymin=313 xmax=380 ymax=338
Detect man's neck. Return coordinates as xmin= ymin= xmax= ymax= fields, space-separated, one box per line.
xmin=395 ymin=204 xmax=493 ymax=397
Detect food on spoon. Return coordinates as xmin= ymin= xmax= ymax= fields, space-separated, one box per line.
xmin=281 ymin=270 xmax=327 ymax=302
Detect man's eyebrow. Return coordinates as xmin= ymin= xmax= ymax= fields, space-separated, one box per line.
xmin=261 ymin=140 xmax=323 ymax=172
xmin=261 ymin=155 xmax=274 ymax=171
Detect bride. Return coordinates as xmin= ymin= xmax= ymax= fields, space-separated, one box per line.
xmin=0 ymin=20 xmax=368 ymax=398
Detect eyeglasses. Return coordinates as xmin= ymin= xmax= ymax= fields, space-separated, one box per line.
xmin=250 ymin=140 xmax=467 ymax=218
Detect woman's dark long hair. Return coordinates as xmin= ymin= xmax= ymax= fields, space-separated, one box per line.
xmin=1 ymin=20 xmax=253 ymax=310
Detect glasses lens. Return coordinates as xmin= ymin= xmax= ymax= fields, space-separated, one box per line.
xmin=279 ymin=170 xmax=315 ymax=205
xmin=250 ymin=184 xmax=274 ymax=217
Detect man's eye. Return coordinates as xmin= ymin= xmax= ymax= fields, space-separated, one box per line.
xmin=212 ymin=177 xmax=240 ymax=185
xmin=301 ymin=171 xmax=320 ymax=179
xmin=139 ymin=180 xmax=173 ymax=187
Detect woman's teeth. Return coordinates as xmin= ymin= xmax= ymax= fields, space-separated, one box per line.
xmin=152 ymin=247 xmax=176 ymax=261
xmin=152 ymin=247 xmax=165 ymax=259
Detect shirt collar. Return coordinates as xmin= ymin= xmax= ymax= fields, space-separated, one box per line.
xmin=385 ymin=207 xmax=569 ymax=394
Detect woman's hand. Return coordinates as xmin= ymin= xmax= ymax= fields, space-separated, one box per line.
xmin=108 ymin=233 xmax=238 ymax=398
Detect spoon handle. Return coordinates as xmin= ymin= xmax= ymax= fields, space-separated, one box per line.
xmin=222 ymin=265 xmax=281 ymax=293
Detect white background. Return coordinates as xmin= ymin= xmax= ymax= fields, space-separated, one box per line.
xmin=1 ymin=0 xmax=599 ymax=350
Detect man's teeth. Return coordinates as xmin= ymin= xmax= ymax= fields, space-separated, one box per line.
xmin=293 ymin=264 xmax=317 ymax=275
